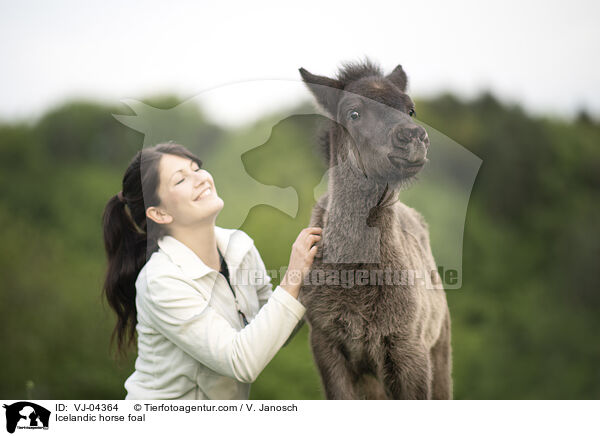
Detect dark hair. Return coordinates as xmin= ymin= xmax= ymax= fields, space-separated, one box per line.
xmin=102 ymin=142 xmax=203 ymax=358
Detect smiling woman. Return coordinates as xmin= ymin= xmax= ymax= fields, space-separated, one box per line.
xmin=101 ymin=142 xmax=321 ymax=400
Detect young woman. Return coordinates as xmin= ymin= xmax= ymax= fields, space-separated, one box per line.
xmin=102 ymin=142 xmax=321 ymax=400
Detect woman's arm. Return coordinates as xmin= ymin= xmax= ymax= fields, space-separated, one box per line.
xmin=251 ymin=227 xmax=321 ymax=346
xmin=249 ymin=244 xmax=305 ymax=347
xmin=250 ymin=245 xmax=277 ymax=310
xmin=140 ymin=272 xmax=305 ymax=384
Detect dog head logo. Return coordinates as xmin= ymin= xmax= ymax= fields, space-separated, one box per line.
xmin=3 ymin=402 xmax=50 ymax=434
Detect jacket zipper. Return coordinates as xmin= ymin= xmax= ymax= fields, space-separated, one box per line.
xmin=219 ymin=249 xmax=249 ymax=327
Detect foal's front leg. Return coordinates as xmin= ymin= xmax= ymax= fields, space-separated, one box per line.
xmin=380 ymin=335 xmax=432 ymax=400
xmin=309 ymin=328 xmax=358 ymax=399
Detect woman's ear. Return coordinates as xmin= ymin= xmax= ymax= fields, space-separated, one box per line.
xmin=146 ymin=206 xmax=173 ymax=225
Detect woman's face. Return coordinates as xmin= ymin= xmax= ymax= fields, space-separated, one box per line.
xmin=151 ymin=153 xmax=224 ymax=227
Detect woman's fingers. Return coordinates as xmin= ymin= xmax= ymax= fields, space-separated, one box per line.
xmin=302 ymin=234 xmax=321 ymax=251
xmin=300 ymin=227 xmax=322 ymax=237
xmin=291 ymin=227 xmax=322 ymax=265
xmin=282 ymin=228 xmax=323 ymax=297
xmin=299 ymin=227 xmax=322 ymax=248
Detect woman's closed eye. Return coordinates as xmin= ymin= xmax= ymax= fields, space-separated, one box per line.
xmin=175 ymin=167 xmax=201 ymax=185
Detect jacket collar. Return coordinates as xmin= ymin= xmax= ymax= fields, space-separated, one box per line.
xmin=157 ymin=226 xmax=254 ymax=279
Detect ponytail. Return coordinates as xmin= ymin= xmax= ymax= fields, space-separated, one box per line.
xmin=101 ymin=143 xmax=203 ymax=358
xmin=102 ymin=195 xmax=147 ymax=358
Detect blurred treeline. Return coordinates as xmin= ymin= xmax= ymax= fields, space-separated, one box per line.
xmin=0 ymin=93 xmax=598 ymax=399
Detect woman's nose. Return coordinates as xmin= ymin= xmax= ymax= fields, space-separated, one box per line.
xmin=194 ymin=170 xmax=211 ymax=186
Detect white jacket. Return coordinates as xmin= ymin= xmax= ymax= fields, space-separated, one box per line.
xmin=124 ymin=226 xmax=306 ymax=400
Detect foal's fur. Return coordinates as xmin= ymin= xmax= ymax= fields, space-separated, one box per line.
xmin=298 ymin=60 xmax=452 ymax=399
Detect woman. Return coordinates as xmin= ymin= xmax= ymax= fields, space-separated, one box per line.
xmin=102 ymin=142 xmax=321 ymax=400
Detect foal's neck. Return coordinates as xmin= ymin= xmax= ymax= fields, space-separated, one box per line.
xmin=323 ymin=149 xmax=396 ymax=264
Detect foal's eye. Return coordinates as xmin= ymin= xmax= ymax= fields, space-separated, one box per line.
xmin=349 ymin=110 xmax=360 ymax=120
xmin=408 ymin=108 xmax=416 ymax=117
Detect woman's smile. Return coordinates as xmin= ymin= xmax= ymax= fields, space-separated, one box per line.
xmin=198 ymin=187 xmax=212 ymax=199
xmin=194 ymin=183 xmax=214 ymax=201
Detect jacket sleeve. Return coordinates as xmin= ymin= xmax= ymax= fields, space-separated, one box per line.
xmin=141 ymin=272 xmax=305 ymax=384
xmin=247 ymin=244 xmax=306 ymax=347
xmin=248 ymin=244 xmax=276 ymax=309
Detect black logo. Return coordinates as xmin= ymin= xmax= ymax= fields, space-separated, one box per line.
xmin=2 ymin=402 xmax=50 ymax=434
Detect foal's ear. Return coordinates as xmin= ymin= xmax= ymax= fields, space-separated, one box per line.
xmin=386 ymin=65 xmax=408 ymax=92
xmin=299 ymin=68 xmax=344 ymax=118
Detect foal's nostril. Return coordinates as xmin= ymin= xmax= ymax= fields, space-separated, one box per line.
xmin=393 ymin=125 xmax=429 ymax=149
xmin=412 ymin=127 xmax=429 ymax=149
xmin=394 ymin=127 xmax=413 ymax=146
xmin=395 ymin=130 xmax=407 ymax=147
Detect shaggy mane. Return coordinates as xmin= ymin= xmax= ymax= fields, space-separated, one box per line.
xmin=336 ymin=58 xmax=383 ymax=85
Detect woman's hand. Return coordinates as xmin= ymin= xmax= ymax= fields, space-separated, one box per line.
xmin=280 ymin=227 xmax=322 ymax=298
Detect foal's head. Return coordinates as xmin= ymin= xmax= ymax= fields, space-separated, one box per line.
xmin=300 ymin=60 xmax=429 ymax=185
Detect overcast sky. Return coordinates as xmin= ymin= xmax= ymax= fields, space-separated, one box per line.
xmin=1 ymin=0 xmax=599 ymax=126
